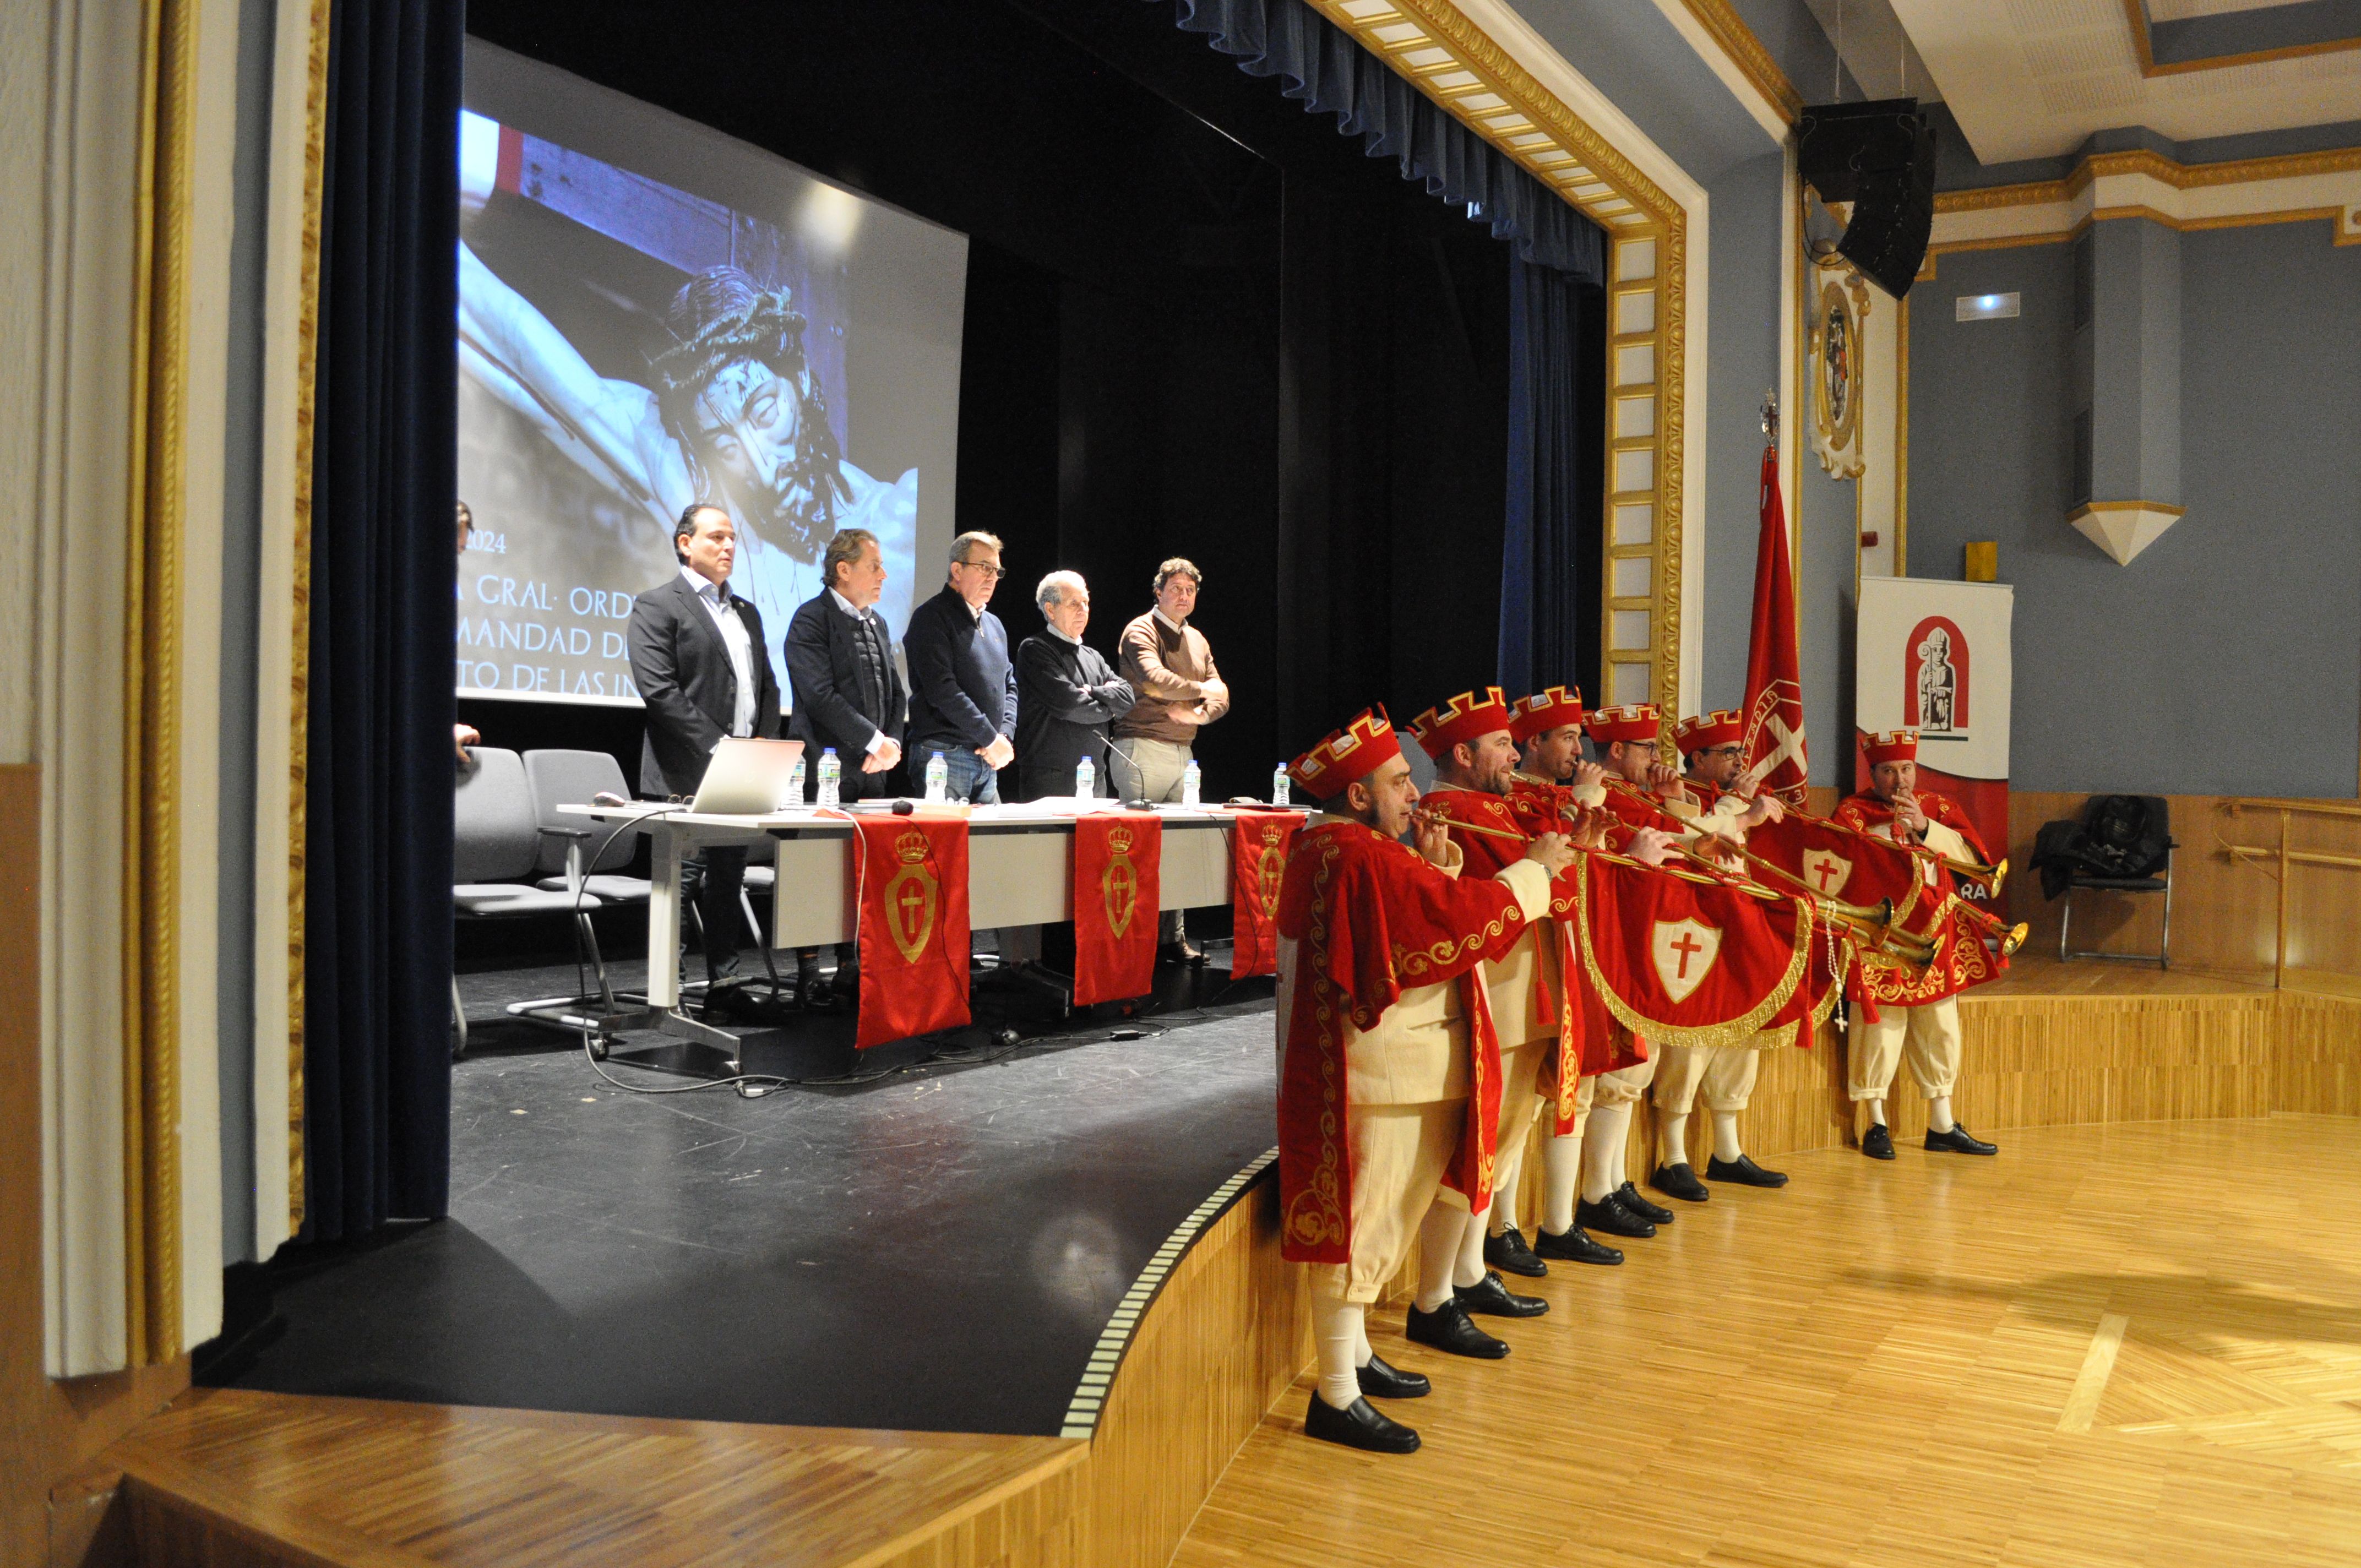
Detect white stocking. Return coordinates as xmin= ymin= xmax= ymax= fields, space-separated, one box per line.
xmin=1455 ymin=1207 xmax=1489 ymax=1289
xmin=1658 ymin=1109 xmax=1691 ymax=1168
xmin=1580 ymin=1102 xmax=1631 ymax=1204
xmin=1415 ymin=1202 xmax=1465 ymax=1311
xmin=1541 ymin=1129 xmax=1582 ymax=1235
xmin=1488 ymin=1128 xmax=1529 ymax=1237
xmin=1313 ymin=1293 xmax=1363 ymax=1411
xmin=1711 ymin=1109 xmax=1744 ymax=1163
xmin=1927 ymin=1094 xmax=1955 ymax=1134
xmin=1866 ymin=1098 xmax=1888 ymax=1128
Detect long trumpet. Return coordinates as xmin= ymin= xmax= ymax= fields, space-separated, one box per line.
xmin=1606 ymin=770 xmax=2005 ymax=892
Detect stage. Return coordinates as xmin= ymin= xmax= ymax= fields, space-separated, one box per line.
xmin=107 ymin=962 xmax=2361 ymax=1566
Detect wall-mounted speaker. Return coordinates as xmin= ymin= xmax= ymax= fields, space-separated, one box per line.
xmin=1797 ymin=98 xmax=1937 ymax=300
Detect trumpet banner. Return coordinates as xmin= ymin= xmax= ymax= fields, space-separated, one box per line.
xmin=1569 ymin=854 xmax=1823 ymax=1049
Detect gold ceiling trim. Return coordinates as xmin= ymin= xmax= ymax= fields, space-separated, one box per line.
xmin=1673 ymin=0 xmax=1803 ymax=124
xmin=2123 ymin=0 xmax=2361 ymax=79
xmin=1935 ymin=145 xmax=2361 ymax=216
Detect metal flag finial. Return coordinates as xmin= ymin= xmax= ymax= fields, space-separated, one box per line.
xmin=1760 ymin=389 xmax=1779 ymax=443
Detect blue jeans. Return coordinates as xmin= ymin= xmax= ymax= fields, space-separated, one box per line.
xmin=938 ymin=747 xmax=1003 ymax=805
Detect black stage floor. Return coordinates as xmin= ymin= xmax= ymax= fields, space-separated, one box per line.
xmin=200 ymin=955 xmax=1280 ymax=1436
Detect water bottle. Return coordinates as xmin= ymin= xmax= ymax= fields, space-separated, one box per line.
xmin=1180 ymin=759 xmax=1202 ymax=807
xmin=1074 ymin=755 xmax=1095 ymax=800
xmin=784 ymin=756 xmax=806 ymax=809
xmin=817 ymin=747 xmax=841 ymax=808
xmin=1271 ymin=765 xmax=1290 ymax=807
xmin=924 ymin=750 xmax=948 ymax=803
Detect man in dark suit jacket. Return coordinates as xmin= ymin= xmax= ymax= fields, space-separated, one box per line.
xmin=783 ymin=527 xmax=908 ymax=1003
xmin=1014 ymin=570 xmax=1135 ymax=801
xmin=904 ymin=531 xmax=1018 ymax=804
xmin=627 ymin=504 xmax=782 ymax=993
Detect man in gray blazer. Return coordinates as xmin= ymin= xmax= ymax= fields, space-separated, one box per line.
xmin=627 ymin=504 xmax=783 ymax=995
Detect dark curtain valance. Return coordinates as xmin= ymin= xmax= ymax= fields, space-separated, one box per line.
xmin=1164 ymin=0 xmax=1606 ymax=285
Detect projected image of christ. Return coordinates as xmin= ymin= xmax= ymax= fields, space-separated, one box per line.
xmin=456 ymin=110 xmax=918 ymax=693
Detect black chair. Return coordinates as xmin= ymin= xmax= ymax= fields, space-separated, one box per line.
xmin=2052 ymin=794 xmax=2175 ymax=968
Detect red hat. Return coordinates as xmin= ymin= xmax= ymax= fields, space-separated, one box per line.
xmin=1584 ymin=703 xmax=1661 ymax=747
xmin=1509 ymin=685 xmax=1585 ymax=743
xmin=1672 ymin=710 xmax=1743 ymax=755
xmin=1289 ymin=707 xmax=1404 ymax=801
xmin=1408 ymin=687 xmax=1512 ymax=759
xmin=1861 ymin=728 xmax=1919 ymax=766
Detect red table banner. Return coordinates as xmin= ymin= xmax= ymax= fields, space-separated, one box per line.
xmin=852 ymin=814 xmax=972 ymax=1049
xmin=1227 ymin=812 xmax=1299 ymax=978
xmin=1072 ymin=812 xmax=1162 ymax=1005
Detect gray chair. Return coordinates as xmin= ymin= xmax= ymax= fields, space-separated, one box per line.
xmin=453 ymin=747 xmax=606 ymax=1054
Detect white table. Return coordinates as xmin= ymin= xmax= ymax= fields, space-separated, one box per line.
xmin=556 ymin=800 xmax=1303 ymax=1061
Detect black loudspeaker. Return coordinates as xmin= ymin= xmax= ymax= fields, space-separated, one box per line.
xmin=1797 ymin=98 xmax=1937 ymax=299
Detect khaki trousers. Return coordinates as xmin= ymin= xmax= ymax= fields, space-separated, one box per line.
xmin=1310 ymin=1099 xmax=1462 ymax=1304
xmin=1108 ymin=736 xmax=1193 ymax=940
xmin=1588 ymin=1055 xmax=1657 ymax=1107
xmin=1652 ymin=1042 xmax=1761 ymax=1115
xmin=1848 ymin=995 xmax=1962 ymax=1101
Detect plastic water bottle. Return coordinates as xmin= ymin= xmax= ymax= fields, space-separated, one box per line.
xmin=1271 ymin=765 xmax=1290 ymax=807
xmin=783 ymin=756 xmax=806 ymax=809
xmin=924 ymin=750 xmax=948 ymax=803
xmin=1180 ymin=759 xmax=1202 ymax=807
xmin=1074 ymin=755 xmax=1095 ymax=799
xmin=817 ymin=747 xmax=841 ymax=808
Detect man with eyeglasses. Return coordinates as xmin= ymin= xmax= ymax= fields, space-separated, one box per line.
xmin=1646 ymin=709 xmax=1791 ymax=1204
xmin=904 ymin=531 xmax=1019 ymax=805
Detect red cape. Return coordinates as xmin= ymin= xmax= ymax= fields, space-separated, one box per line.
xmin=1275 ymin=818 xmax=1530 ymax=1265
xmin=1832 ymin=790 xmax=1999 ymax=1006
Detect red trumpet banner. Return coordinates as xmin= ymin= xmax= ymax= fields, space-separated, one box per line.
xmin=1227 ymin=811 xmax=1298 ymax=978
xmin=1072 ymin=812 xmax=1162 ymax=1005
xmin=1569 ymin=854 xmax=1814 ymax=1047
xmin=852 ymin=814 xmax=972 ymax=1050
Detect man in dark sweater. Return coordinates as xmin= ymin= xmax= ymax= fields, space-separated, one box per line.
xmin=1014 ymin=570 xmax=1135 ymax=801
xmin=903 ymin=531 xmax=1019 ymax=804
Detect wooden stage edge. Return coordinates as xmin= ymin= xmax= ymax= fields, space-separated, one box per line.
xmin=69 ymin=967 xmax=2361 ymax=1567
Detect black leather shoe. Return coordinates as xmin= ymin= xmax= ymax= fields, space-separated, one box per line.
xmin=1577 ymin=1196 xmax=1655 ymax=1239
xmin=1405 ymin=1299 xmax=1510 ymax=1359
xmin=1650 ymin=1162 xmax=1711 ymax=1203
xmin=1861 ymin=1123 xmax=1895 ymax=1160
xmin=1304 ymin=1393 xmax=1420 ymax=1452
xmin=1533 ymin=1225 xmax=1623 ymax=1265
xmin=1456 ymin=1271 xmax=1550 ymax=1319
xmin=1483 ymin=1225 xmax=1548 ymax=1278
xmin=1354 ymin=1354 xmax=1430 ymax=1400
xmin=1707 ymin=1153 xmax=1789 ymax=1188
xmin=1615 ymin=1182 xmax=1675 ymax=1226
xmin=1160 ymin=938 xmax=1206 ymax=967
xmin=1925 ymin=1123 xmax=1998 ymax=1155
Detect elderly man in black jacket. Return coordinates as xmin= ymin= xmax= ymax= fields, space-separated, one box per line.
xmin=1014 ymin=571 xmax=1135 ymax=801
xmin=626 ymin=504 xmax=784 ymax=997
xmin=904 ymin=531 xmax=1019 ymax=804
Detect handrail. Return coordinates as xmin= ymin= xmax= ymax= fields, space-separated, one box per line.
xmin=2215 ymin=801 xmax=2361 ymax=988
xmin=2224 ymin=796 xmax=2361 ymax=820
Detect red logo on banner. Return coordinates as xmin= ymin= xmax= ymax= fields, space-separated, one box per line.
xmin=1228 ymin=812 xmax=1299 ymax=977
xmin=1902 ymin=614 xmax=1970 ymax=735
xmin=852 ymin=816 xmax=971 ymax=1050
xmin=1073 ymin=812 xmax=1161 ymax=1005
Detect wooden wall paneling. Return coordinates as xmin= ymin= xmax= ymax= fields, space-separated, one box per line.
xmin=1084 ymin=1181 xmax=1309 ymax=1568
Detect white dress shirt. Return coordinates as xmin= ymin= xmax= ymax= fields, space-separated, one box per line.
xmin=682 ymin=564 xmax=758 ymax=739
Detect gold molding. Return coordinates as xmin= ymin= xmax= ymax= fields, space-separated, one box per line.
xmin=285 ymin=0 xmax=332 ymax=1239
xmin=2123 ymin=0 xmax=2361 ymax=79
xmin=1933 ymin=145 xmax=2361 ymax=218
xmin=1923 ymin=202 xmax=2355 ymax=275
xmin=2068 ymin=500 xmax=2186 ymax=520
xmin=1673 ymin=0 xmax=1802 ymax=124
xmin=124 ymin=0 xmax=199 ymax=1364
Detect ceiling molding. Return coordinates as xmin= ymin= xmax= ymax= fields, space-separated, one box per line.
xmin=2124 ymin=0 xmax=2361 ymax=79
xmin=1658 ymin=0 xmax=1802 ymax=133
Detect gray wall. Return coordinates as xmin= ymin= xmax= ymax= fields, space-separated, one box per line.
xmin=1907 ymin=226 xmax=2361 ymax=796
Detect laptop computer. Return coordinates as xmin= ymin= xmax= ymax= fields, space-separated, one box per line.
xmin=689 ymin=737 xmax=808 ymax=814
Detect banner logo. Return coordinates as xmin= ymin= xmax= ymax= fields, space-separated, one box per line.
xmin=1650 ymin=918 xmax=1722 ymax=1005
xmin=1902 ymin=614 xmax=1971 ymax=738
xmin=1801 ymin=848 xmax=1854 ymax=900
xmin=884 ymin=830 xmax=939 ymax=962
xmin=1256 ymin=827 xmax=1287 ymax=918
xmin=1102 ymin=825 xmax=1139 ymax=939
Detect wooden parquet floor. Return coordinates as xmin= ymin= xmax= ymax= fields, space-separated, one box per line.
xmin=1172 ymin=1114 xmax=2361 ymax=1568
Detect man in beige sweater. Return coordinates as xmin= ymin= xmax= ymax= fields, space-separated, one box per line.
xmin=1111 ymin=557 xmax=1230 ymax=962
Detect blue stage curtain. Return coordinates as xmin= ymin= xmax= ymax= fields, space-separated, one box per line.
xmin=1165 ymin=0 xmax=1605 ymax=284
xmin=302 ymin=0 xmax=464 ymax=1240
xmin=1498 ymin=257 xmax=1604 ymax=698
